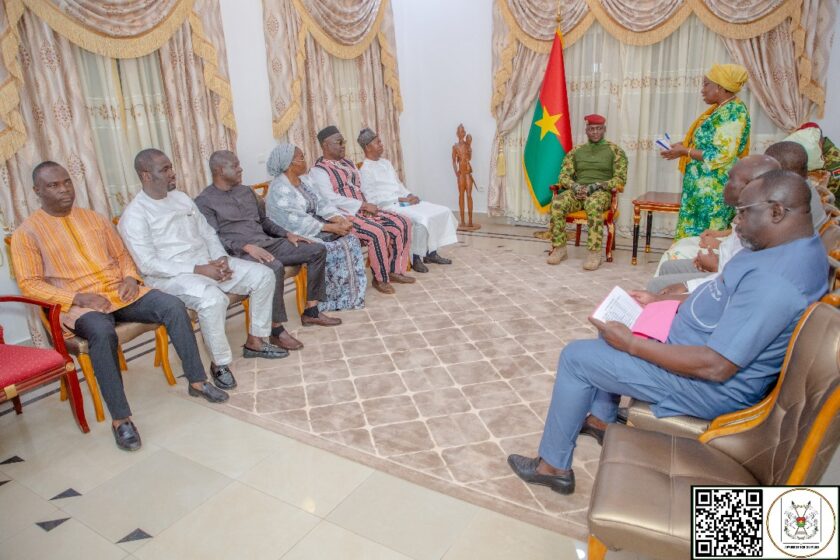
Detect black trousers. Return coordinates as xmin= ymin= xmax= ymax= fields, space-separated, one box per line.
xmin=72 ymin=289 xmax=207 ymax=419
xmin=240 ymin=238 xmax=327 ymax=323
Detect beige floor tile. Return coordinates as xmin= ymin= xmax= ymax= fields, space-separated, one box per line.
xmin=134 ymin=482 xmax=318 ymax=560
xmin=60 ymin=449 xmax=231 ymax=544
xmin=327 ymin=472 xmax=479 ymax=560
xmin=143 ymin=403 xmax=288 ymax=479
xmin=240 ymin=442 xmax=372 ymax=516
xmin=441 ymin=509 xmax=580 ymax=560
xmin=2 ymin=518 xmax=127 ymax=560
xmin=0 ymin=481 xmax=60 ymax=543
xmin=282 ymin=521 xmax=412 ymax=560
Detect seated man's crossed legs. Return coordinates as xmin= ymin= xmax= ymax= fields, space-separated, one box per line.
xmin=507 ymin=338 xmax=738 ymax=494
xmin=72 ymin=289 xmax=228 ymax=451
xmin=548 ymin=189 xmax=612 ymax=271
xmin=241 ymin=238 xmax=342 ymax=352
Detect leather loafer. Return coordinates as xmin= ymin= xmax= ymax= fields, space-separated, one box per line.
xmin=390 ymin=273 xmax=416 ymax=284
xmin=423 ymin=252 xmax=452 ymax=265
xmin=188 ymin=381 xmax=229 ymax=403
xmin=244 ymin=341 xmax=290 ymax=358
xmin=210 ymin=364 xmax=237 ymax=390
xmin=412 ymin=255 xmax=429 ymax=273
xmin=579 ymin=421 xmax=605 ymax=446
xmin=372 ymin=279 xmax=395 ymax=294
xmin=269 ymin=331 xmax=304 ymax=350
xmin=507 ymin=454 xmax=575 ymax=495
xmin=112 ymin=420 xmax=142 ymax=451
xmin=301 ymin=313 xmax=342 ymax=327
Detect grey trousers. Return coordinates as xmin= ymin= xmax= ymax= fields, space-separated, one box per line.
xmin=646 ymin=258 xmax=709 ymax=293
xmin=72 ymin=289 xmax=207 ymax=420
xmin=240 ymin=238 xmax=327 ymax=323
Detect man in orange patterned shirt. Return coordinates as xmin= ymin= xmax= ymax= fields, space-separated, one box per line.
xmin=11 ymin=161 xmax=229 ymax=451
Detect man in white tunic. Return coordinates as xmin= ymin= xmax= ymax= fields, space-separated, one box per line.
xmin=119 ymin=149 xmax=286 ymax=391
xmin=357 ymin=128 xmax=458 ymax=272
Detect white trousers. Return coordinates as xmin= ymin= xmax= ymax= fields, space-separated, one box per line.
xmin=384 ymin=201 xmax=459 ymax=256
xmin=149 ymin=257 xmax=275 ymax=366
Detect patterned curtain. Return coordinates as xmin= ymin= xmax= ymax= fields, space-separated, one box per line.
xmin=262 ymin=0 xmax=404 ymax=177
xmin=488 ymin=0 xmax=837 ymax=216
xmin=0 ymin=0 xmax=236 ymax=226
xmin=73 ymin=48 xmax=172 ymax=215
xmin=499 ymin=15 xmax=785 ymax=236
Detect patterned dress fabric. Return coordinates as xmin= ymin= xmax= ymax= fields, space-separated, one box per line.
xmin=266 ymin=174 xmax=367 ymax=312
xmin=675 ymin=99 xmax=750 ymax=239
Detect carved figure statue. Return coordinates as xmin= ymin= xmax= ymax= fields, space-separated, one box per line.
xmin=452 ymin=124 xmax=480 ymax=230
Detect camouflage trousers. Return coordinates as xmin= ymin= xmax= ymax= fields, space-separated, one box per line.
xmin=550 ymin=188 xmax=612 ymax=251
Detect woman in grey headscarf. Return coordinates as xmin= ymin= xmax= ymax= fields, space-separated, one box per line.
xmin=266 ymin=143 xmax=367 ymax=311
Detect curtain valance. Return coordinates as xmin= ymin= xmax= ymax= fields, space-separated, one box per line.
xmin=0 ymin=0 xmax=235 ymax=164
xmin=494 ymin=0 xmax=830 ymax=120
xmin=265 ymin=0 xmax=402 ymax=139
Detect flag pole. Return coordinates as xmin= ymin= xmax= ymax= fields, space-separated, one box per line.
xmin=534 ymin=0 xmax=565 ymax=240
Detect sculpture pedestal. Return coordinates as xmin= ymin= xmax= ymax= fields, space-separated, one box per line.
xmin=457 ymin=223 xmax=481 ymax=232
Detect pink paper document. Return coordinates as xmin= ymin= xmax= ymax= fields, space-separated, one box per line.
xmin=591 ymin=286 xmax=680 ymax=343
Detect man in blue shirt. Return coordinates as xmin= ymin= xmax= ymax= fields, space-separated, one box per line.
xmin=508 ymin=169 xmax=828 ymax=495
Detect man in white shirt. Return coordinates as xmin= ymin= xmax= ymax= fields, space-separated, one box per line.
xmin=119 ymin=149 xmax=286 ymax=391
xmin=357 ymin=128 xmax=459 ymax=272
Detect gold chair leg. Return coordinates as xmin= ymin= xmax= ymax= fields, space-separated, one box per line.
xmin=295 ymin=266 xmax=308 ymax=316
xmin=588 ymin=535 xmax=608 ymax=560
xmin=77 ymin=353 xmax=105 ymax=423
xmin=242 ymin=298 xmax=251 ymax=334
xmin=59 ymin=375 xmax=68 ymax=401
xmin=154 ymin=326 xmax=177 ymax=386
xmin=117 ymin=347 xmax=128 ymax=371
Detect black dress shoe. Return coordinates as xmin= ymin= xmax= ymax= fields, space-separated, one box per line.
xmin=112 ymin=420 xmax=142 ymax=451
xmin=579 ymin=421 xmax=605 ymax=446
xmin=210 ymin=364 xmax=237 ymax=390
xmin=424 ymin=251 xmax=452 ymax=265
xmin=412 ymin=255 xmax=429 ymax=273
xmin=188 ymin=382 xmax=230 ymax=403
xmin=507 ymin=454 xmax=575 ymax=495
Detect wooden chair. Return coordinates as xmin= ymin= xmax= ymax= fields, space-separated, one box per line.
xmin=549 ymin=184 xmax=621 ymax=262
xmin=0 ymin=296 xmax=89 ymax=433
xmin=588 ymin=302 xmax=840 ymax=559
xmin=4 ymin=234 xmax=176 ymax=423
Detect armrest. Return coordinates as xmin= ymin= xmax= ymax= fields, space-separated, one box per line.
xmin=0 ymin=295 xmax=71 ymax=360
xmin=252 ymin=182 xmax=270 ymax=199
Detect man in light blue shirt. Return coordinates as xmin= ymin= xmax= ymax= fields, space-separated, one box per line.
xmin=508 ymin=169 xmax=828 ymax=495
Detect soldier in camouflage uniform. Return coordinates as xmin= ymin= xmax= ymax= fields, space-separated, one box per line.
xmin=548 ymin=114 xmax=628 ymax=271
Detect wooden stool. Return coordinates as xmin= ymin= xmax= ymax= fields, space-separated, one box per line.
xmin=631 ymin=191 xmax=681 ymax=265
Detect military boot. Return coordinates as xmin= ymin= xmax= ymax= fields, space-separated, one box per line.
xmin=546 ymin=246 xmax=567 ymax=265
xmin=582 ymin=250 xmax=602 ymax=271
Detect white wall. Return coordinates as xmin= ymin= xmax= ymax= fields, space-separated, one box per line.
xmin=392 ymin=0 xmax=495 ymax=212
xmin=821 ymin=28 xmax=840 ymax=141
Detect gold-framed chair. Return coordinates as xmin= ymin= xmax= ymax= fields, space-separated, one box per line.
xmin=4 ymin=234 xmax=176 ymax=423
xmin=588 ymin=302 xmax=840 ymax=560
xmin=548 ymin=184 xmax=621 ymax=263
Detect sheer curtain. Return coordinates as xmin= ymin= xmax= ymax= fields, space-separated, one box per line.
xmin=73 ymin=48 xmax=172 ymax=215
xmin=502 ymin=15 xmax=785 ymax=235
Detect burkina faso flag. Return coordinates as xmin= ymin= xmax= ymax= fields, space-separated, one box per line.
xmin=523 ymin=28 xmax=573 ymax=212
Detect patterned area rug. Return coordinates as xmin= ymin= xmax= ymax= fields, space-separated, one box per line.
xmin=203 ymin=244 xmax=656 ymax=541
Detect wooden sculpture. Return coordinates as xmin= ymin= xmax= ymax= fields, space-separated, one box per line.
xmin=452 ymin=124 xmax=480 ymax=231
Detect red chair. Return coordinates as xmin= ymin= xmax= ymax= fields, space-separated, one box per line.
xmin=0 ymin=296 xmax=89 ymax=433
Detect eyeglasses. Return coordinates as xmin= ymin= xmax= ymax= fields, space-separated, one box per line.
xmin=735 ymin=200 xmax=790 ymax=216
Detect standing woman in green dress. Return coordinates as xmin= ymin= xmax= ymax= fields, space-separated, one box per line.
xmin=661 ymin=64 xmax=751 ymax=239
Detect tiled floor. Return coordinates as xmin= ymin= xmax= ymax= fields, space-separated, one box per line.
xmin=2 ymin=220 xmax=837 ymax=559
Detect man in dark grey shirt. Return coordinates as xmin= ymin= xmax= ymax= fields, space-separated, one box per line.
xmin=196 ymin=151 xmax=341 ymax=352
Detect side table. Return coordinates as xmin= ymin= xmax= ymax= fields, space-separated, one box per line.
xmin=631 ymin=191 xmax=682 ymax=265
